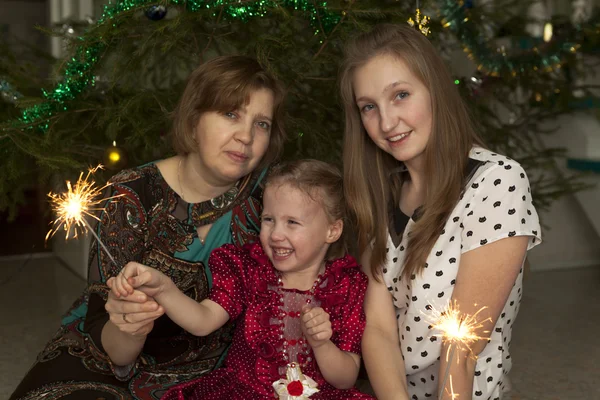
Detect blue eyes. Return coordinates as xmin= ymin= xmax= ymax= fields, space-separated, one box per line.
xmin=359 ymin=91 xmax=410 ymax=113
xmin=224 ymin=112 xmax=270 ymax=131
xmin=361 ymin=104 xmax=375 ymax=113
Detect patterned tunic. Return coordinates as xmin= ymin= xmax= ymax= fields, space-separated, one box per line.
xmin=162 ymin=242 xmax=374 ymax=399
xmin=383 ymin=147 xmax=542 ymax=400
xmin=10 ymin=163 xmax=265 ymax=400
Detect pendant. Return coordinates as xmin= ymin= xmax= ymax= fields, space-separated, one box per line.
xmin=272 ymin=363 xmax=319 ymax=399
xmin=210 ymin=185 xmax=239 ymax=209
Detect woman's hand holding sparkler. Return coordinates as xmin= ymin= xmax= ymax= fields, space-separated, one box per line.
xmin=105 ymin=288 xmax=163 ymax=338
xmin=105 ymin=274 xmax=165 ymax=338
xmin=106 ymin=261 xmax=169 ymax=338
xmin=102 ymin=281 xmax=165 ymax=366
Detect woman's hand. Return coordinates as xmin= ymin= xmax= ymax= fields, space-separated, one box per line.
xmin=105 ymin=277 xmax=164 ymax=338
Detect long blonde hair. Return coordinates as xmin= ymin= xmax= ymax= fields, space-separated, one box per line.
xmin=340 ymin=24 xmax=484 ymax=280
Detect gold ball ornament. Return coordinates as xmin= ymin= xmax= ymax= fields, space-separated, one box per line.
xmin=103 ymin=141 xmax=127 ymax=170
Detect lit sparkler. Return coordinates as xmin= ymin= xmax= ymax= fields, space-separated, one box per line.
xmin=425 ymin=300 xmax=491 ymax=399
xmin=46 ymin=164 xmax=120 ymax=267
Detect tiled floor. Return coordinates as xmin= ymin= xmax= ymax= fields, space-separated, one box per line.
xmin=0 ymin=255 xmax=598 ymax=399
xmin=0 ymin=255 xmax=86 ymax=400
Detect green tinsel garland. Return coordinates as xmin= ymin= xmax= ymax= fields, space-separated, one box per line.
xmin=437 ymin=0 xmax=579 ymax=76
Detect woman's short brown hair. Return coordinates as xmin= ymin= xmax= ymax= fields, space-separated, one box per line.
xmin=171 ymin=55 xmax=286 ymax=169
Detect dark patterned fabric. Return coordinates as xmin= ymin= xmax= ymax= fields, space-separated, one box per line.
xmin=10 ymin=163 xmax=265 ymax=400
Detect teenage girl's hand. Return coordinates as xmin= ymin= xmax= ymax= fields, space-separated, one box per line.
xmin=301 ymin=305 xmax=332 ymax=349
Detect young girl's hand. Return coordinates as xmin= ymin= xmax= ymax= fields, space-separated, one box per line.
xmin=109 ymin=261 xmax=170 ymax=299
xmin=301 ymin=305 xmax=332 ymax=349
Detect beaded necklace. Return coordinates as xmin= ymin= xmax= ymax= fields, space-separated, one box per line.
xmin=272 ymin=268 xmax=327 ymax=398
xmin=275 ymin=271 xmax=324 ymax=369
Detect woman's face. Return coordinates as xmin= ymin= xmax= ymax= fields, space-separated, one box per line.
xmin=352 ymin=54 xmax=432 ymax=169
xmin=193 ymin=88 xmax=274 ymax=186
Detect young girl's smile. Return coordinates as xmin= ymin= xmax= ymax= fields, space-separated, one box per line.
xmin=260 ymin=183 xmax=342 ymax=290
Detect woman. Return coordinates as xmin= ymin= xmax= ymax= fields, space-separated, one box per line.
xmin=340 ymin=24 xmax=541 ymax=399
xmin=10 ymin=55 xmax=286 ymax=400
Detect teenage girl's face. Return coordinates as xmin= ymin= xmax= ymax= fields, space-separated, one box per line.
xmin=353 ymin=54 xmax=432 ymax=169
xmin=260 ymin=184 xmax=342 ymax=286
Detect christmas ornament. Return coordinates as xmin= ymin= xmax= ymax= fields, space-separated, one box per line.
xmin=0 ymin=79 xmax=22 ymax=104
xmin=272 ymin=363 xmax=319 ymax=399
xmin=145 ymin=5 xmax=168 ymax=21
xmin=543 ymin=22 xmax=554 ymax=42
xmin=407 ymin=1 xmax=430 ymax=36
xmin=103 ymin=141 xmax=127 ymax=170
xmin=438 ymin=0 xmax=578 ymax=77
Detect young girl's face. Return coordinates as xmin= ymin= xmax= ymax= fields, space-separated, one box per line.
xmin=353 ymin=54 xmax=432 ymax=169
xmin=260 ymin=183 xmax=342 ymax=281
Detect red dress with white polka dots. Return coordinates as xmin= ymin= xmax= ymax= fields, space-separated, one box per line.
xmin=162 ymin=242 xmax=373 ymax=399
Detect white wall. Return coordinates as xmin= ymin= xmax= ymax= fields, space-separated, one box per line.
xmin=529 ymin=53 xmax=600 ymax=271
xmin=52 ymin=232 xmax=90 ymax=281
xmin=528 ymin=195 xmax=600 ymax=271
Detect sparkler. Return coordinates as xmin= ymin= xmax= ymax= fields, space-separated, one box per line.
xmin=425 ymin=300 xmax=491 ymax=399
xmin=46 ymin=164 xmax=120 ymax=267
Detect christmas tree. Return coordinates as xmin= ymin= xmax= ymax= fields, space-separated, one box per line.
xmin=1 ymin=0 xmax=598 ymax=218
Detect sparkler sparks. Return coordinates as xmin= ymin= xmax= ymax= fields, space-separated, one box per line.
xmin=447 ymin=377 xmax=459 ymax=399
xmin=46 ymin=164 xmax=120 ymax=266
xmin=428 ymin=300 xmax=490 ymax=357
xmin=424 ymin=300 xmax=491 ymax=399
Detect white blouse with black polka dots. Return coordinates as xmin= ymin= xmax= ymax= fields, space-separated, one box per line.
xmin=382 ymin=147 xmax=542 ymax=400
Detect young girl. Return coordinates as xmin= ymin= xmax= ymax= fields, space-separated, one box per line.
xmin=109 ymin=159 xmax=374 ymax=399
xmin=340 ymin=24 xmax=542 ymax=399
